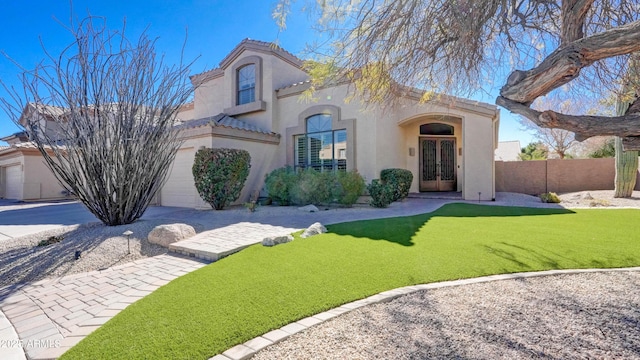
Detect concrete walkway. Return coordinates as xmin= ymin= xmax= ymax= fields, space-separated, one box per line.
xmin=0 ymin=193 xmax=563 ymax=359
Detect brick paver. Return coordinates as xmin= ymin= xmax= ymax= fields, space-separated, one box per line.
xmin=0 ymin=255 xmax=206 ymax=359
xmin=170 ymin=222 xmax=301 ymax=261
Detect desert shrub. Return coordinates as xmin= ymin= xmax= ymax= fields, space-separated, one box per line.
xmin=192 ymin=148 xmax=251 ymax=210
xmin=264 ymin=166 xmax=297 ymax=205
xmin=333 ymin=171 xmax=366 ymax=206
xmin=381 ymin=168 xmax=414 ymax=201
xmin=37 ymin=235 xmax=64 ymax=247
xmin=539 ymin=192 xmax=561 ymax=203
xmin=291 ymin=168 xmax=334 ymax=205
xmin=368 ymin=179 xmax=395 ymax=208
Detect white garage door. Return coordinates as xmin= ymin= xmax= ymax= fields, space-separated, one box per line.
xmin=161 ymin=149 xmax=196 ymax=208
xmin=4 ymin=165 xmax=22 ymax=200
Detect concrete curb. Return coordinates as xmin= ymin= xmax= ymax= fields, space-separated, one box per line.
xmin=210 ymin=266 xmax=640 ymax=360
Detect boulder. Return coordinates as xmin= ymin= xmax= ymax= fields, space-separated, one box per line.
xmin=301 ymin=222 xmax=327 ymax=238
xmin=298 ymin=204 xmax=319 ymax=212
xmin=148 ymin=223 xmax=196 ymax=247
xmin=262 ymin=234 xmax=294 ymax=247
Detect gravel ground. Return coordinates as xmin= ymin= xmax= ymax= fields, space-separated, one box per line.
xmin=253 ymin=271 xmax=640 ymax=360
xmin=0 ymin=218 xmax=204 ymax=287
xmin=557 ymin=190 xmax=640 ymax=208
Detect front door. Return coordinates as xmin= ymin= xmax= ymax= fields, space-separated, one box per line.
xmin=419 ymin=137 xmax=456 ymax=191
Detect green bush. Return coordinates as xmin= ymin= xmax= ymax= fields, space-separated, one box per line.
xmin=381 ymin=168 xmax=413 ymax=201
xmin=539 ymin=192 xmax=561 ymax=203
xmin=192 ymin=148 xmax=251 ymax=210
xmin=291 ymin=168 xmax=334 ymax=205
xmin=264 ymin=166 xmax=297 ymax=205
xmin=367 ymin=179 xmax=395 ymax=208
xmin=334 ymin=171 xmax=366 ymax=206
xmin=265 ymin=167 xmax=365 ymax=206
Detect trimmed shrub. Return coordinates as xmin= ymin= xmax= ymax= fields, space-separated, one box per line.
xmin=381 ymin=168 xmax=413 ymax=201
xmin=368 ymin=179 xmax=395 ymax=208
xmin=264 ymin=166 xmax=297 ymax=205
xmin=291 ymin=168 xmax=334 ymax=205
xmin=265 ymin=167 xmax=366 ymax=206
xmin=192 ymin=148 xmax=251 ymax=210
xmin=539 ymin=192 xmax=561 ymax=203
xmin=334 ymin=171 xmax=366 ymax=206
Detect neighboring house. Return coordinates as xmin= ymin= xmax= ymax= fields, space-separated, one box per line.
xmin=495 ymin=140 xmax=522 ymax=161
xmin=165 ymin=39 xmax=500 ymax=208
xmin=0 ymin=131 xmax=66 ymax=200
xmin=0 ymin=39 xmax=501 ymax=205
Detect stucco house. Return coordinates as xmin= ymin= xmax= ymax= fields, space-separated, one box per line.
xmin=0 ymin=131 xmax=66 ymax=200
xmin=0 ymin=39 xmax=500 ymax=205
xmin=495 ymin=140 xmax=522 ymax=161
xmin=163 ymin=39 xmax=500 ymax=208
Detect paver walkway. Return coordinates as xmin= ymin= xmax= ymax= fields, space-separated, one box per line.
xmin=170 ymin=222 xmax=301 ymax=261
xmin=0 ymin=255 xmax=207 ymax=360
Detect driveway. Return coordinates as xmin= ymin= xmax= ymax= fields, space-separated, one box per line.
xmin=0 ymin=200 xmax=189 ymax=240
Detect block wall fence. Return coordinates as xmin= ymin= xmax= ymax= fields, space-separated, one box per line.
xmin=495 ymin=158 xmax=640 ymax=195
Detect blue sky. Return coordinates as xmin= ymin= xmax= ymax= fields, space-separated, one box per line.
xmin=0 ymin=0 xmax=533 ymax=147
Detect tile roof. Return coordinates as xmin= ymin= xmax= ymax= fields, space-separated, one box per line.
xmin=191 ymin=39 xmax=304 ymax=81
xmin=276 ymin=80 xmax=312 ymax=92
xmin=176 ymin=113 xmax=277 ymax=135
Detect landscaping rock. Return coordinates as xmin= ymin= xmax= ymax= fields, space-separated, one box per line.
xmin=148 ymin=224 xmax=196 ymax=247
xmin=298 ymin=204 xmax=319 ymax=212
xmin=262 ymin=235 xmax=294 ymax=247
xmin=301 ymin=222 xmax=327 ymax=238
xmin=582 ymin=192 xmax=594 ymax=200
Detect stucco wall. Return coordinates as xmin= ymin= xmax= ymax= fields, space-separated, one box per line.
xmin=22 ymin=155 xmax=65 ymax=200
xmin=0 ymin=151 xmax=65 ymax=200
xmin=495 ymin=158 xmax=640 ymax=194
xmin=161 ymin=130 xmax=279 ymax=209
xmin=462 ymin=114 xmax=496 ymax=200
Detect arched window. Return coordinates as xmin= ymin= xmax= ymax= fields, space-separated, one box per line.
xmin=294 ymin=114 xmax=347 ymax=172
xmin=237 ymin=64 xmax=255 ymax=105
xmin=420 ymin=123 xmax=454 ymax=136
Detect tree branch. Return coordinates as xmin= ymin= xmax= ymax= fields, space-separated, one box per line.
xmin=497 ymin=95 xmax=640 ymax=142
xmin=501 ymin=20 xmax=640 ymax=104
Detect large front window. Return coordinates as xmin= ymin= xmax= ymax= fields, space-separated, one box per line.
xmin=294 ymin=114 xmax=347 ymax=171
xmin=237 ymin=64 xmax=255 ymax=105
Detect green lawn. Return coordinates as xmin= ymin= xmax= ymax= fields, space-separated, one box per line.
xmin=61 ymin=204 xmax=640 ymax=359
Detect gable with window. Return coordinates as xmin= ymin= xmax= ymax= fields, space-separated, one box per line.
xmin=224 ymin=56 xmax=266 ymax=116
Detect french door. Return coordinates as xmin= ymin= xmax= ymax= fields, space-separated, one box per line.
xmin=419 ymin=137 xmax=456 ymax=191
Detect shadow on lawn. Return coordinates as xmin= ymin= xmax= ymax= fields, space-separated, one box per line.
xmin=328 ymin=203 xmax=575 ymax=247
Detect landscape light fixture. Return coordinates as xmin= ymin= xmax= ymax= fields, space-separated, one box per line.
xmin=123 ymin=230 xmax=133 ymax=254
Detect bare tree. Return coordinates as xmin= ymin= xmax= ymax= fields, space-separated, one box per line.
xmin=276 ymin=0 xmax=640 ymax=148
xmin=519 ymin=97 xmax=577 ymax=159
xmin=1 ymin=17 xmax=197 ymax=226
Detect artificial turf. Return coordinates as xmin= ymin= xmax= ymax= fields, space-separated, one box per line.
xmin=61 ymin=203 xmax=640 ymax=359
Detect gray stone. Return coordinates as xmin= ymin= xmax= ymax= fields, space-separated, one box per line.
xmin=147 ymin=224 xmax=196 ymax=247
xmin=262 ymin=235 xmax=294 ymax=247
xmin=298 ymin=204 xmax=319 ymax=212
xmin=582 ymin=192 xmax=594 ymax=200
xmin=301 ymin=222 xmax=327 ymax=238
